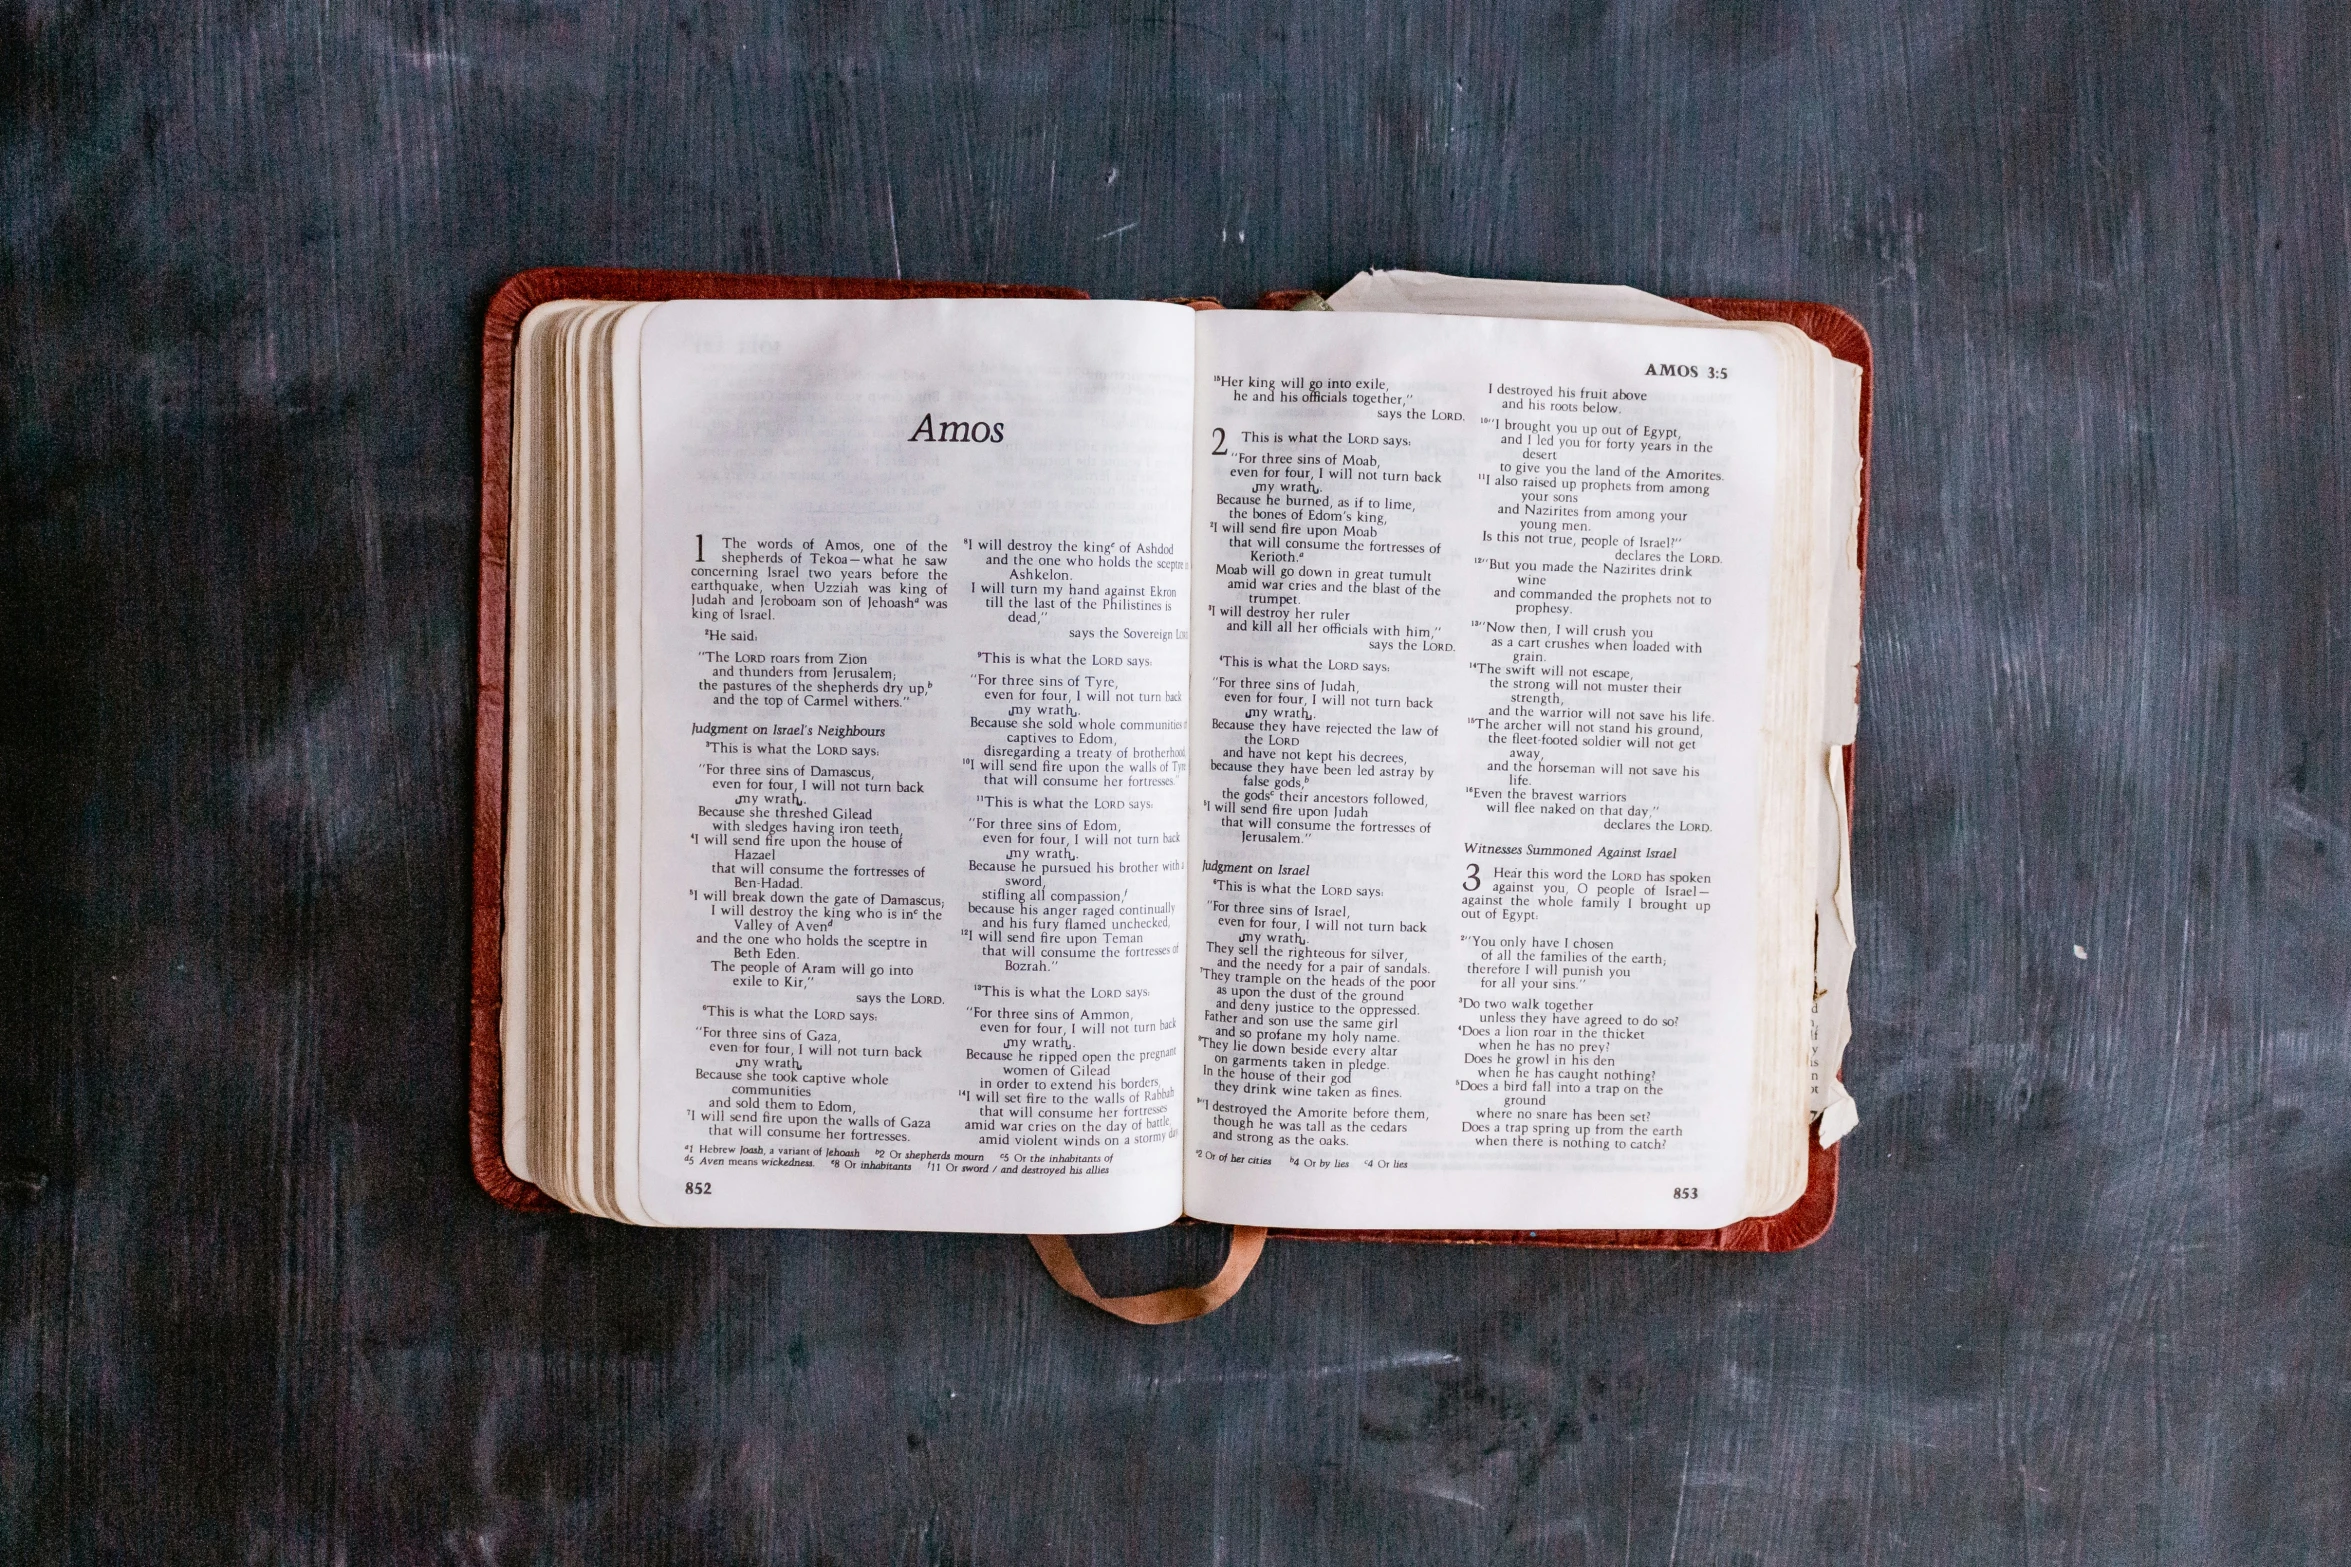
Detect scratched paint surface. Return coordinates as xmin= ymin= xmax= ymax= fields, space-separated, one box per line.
xmin=2 ymin=3 xmax=2348 ymax=1561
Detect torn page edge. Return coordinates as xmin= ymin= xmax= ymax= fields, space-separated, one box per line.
xmin=1809 ymin=746 xmax=1858 ymax=1147
xmin=1808 ymin=360 xmax=1865 ymax=1149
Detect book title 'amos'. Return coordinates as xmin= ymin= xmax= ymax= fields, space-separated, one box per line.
xmin=908 ymin=413 xmax=1005 ymax=443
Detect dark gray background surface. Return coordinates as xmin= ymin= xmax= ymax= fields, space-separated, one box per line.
xmin=4 ymin=2 xmax=2347 ymax=1561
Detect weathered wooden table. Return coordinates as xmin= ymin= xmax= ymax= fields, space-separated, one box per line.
xmin=4 ymin=3 xmax=2345 ymax=1559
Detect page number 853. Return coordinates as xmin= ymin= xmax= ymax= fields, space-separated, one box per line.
xmin=1673 ymin=1186 xmax=1699 ymax=1200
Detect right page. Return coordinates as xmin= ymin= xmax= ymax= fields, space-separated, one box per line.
xmin=1182 ymin=308 xmax=1822 ymax=1232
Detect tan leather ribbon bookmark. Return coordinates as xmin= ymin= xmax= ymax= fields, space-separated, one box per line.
xmin=1027 ymin=1227 xmax=1268 ymax=1324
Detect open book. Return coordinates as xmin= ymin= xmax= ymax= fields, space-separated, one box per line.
xmin=488 ymin=271 xmax=1865 ymax=1242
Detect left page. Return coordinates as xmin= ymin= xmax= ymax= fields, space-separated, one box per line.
xmin=629 ymin=298 xmax=1195 ymax=1232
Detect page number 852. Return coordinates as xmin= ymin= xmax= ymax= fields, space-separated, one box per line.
xmin=685 ymin=1181 xmax=712 ymax=1196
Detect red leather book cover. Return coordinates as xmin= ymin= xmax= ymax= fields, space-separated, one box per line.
xmin=473 ymin=269 xmax=1869 ymax=1250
